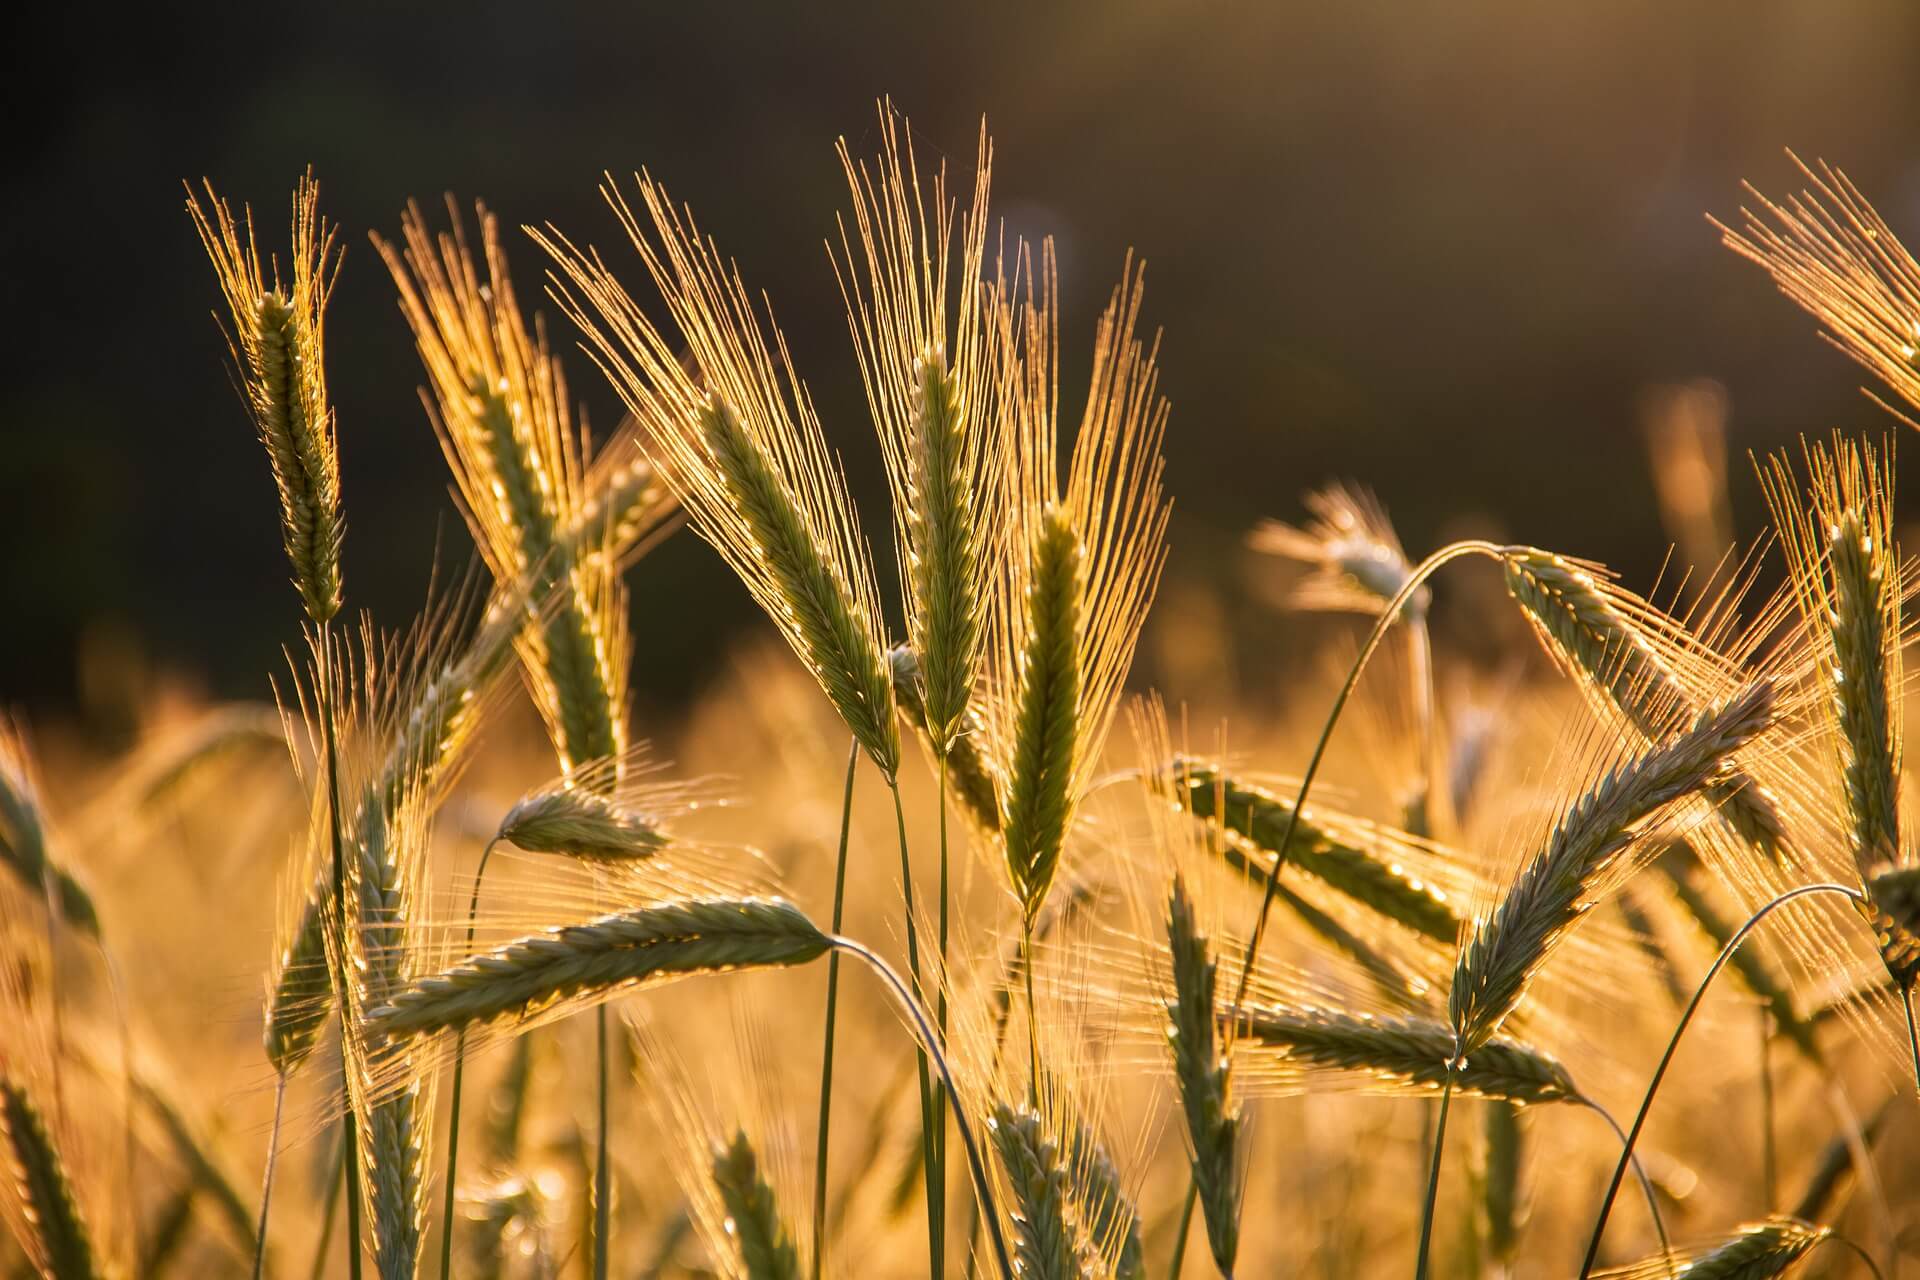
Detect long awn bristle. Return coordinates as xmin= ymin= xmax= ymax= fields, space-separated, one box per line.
xmin=186 ymin=173 xmax=344 ymax=623
xmin=1450 ymin=680 xmax=1776 ymax=1054
xmin=368 ymin=898 xmax=831 ymax=1038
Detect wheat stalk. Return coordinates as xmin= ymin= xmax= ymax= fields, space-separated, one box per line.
xmin=711 ymin=1131 xmax=802 ymax=1280
xmin=1450 ymin=680 xmax=1776 ymax=1054
xmin=1235 ymin=1005 xmax=1578 ymax=1105
xmin=1174 ymin=763 xmax=1458 ymax=942
xmin=369 ymin=898 xmax=830 ymax=1038
xmin=1593 ymin=1217 xmax=1829 ymax=1279
xmin=1717 ymin=152 xmax=1920 ymax=420
xmin=1502 ymin=549 xmax=1786 ymax=859
xmin=0 ymin=1079 xmax=101 ymax=1280
xmin=186 ymin=173 xmax=344 ymax=623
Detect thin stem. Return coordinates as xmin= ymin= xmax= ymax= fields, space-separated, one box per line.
xmin=1822 ymin=1231 xmax=1890 ymax=1280
xmin=1227 ymin=541 xmax=1503 ymax=1024
xmin=309 ymin=1123 xmax=346 ymax=1280
xmin=1167 ymin=1182 xmax=1197 ymax=1280
xmin=890 ymin=779 xmax=940 ymax=1280
xmin=595 ymin=1003 xmax=610 ymax=1280
xmin=829 ymin=935 xmax=1014 ymax=1280
xmin=1903 ymin=986 xmax=1920 ymax=1099
xmin=1571 ymin=1095 xmax=1670 ymax=1267
xmin=318 ymin=621 xmax=363 ymax=1280
xmin=440 ymin=837 xmax=501 ymax=1279
xmin=811 ymin=738 xmax=859 ymax=1280
xmin=1413 ymin=1065 xmax=1457 ymax=1280
xmin=1022 ymin=921 xmax=1040 ymax=1106
xmin=1759 ymin=1006 xmax=1775 ymax=1212
xmin=251 ymin=1075 xmax=288 ymax=1280
xmin=1577 ymin=882 xmax=1866 ymax=1279
xmin=934 ymin=756 xmax=950 ymax=1280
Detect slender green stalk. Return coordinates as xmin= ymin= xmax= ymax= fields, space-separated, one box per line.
xmin=811 ymin=738 xmax=858 ymax=1280
xmin=250 ymin=1076 xmax=288 ymax=1280
xmin=1412 ymin=1067 xmax=1457 ymax=1280
xmin=595 ymin=1005 xmax=610 ymax=1280
xmin=889 ymin=780 xmax=939 ymax=1280
xmin=933 ymin=756 xmax=950 ymax=1280
xmin=828 ymin=936 xmax=1012 ymax=1280
xmin=1578 ymin=883 xmax=1865 ymax=1279
xmin=1022 ymin=923 xmax=1041 ymax=1104
xmin=1167 ymin=1183 xmax=1197 ymax=1280
xmin=440 ymin=838 xmax=501 ymax=1278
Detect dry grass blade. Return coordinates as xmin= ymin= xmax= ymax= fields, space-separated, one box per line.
xmin=534 ymin=179 xmax=899 ymax=776
xmin=985 ymin=1104 xmax=1078 ymax=1280
xmin=1592 ymin=1216 xmax=1829 ymax=1279
xmin=889 ymin=646 xmax=1001 ymax=834
xmin=711 ymin=1130 xmax=803 ymax=1280
xmin=0 ymin=1079 xmax=102 ymax=1280
xmin=1450 ymin=680 xmax=1776 ymax=1053
xmin=369 ymin=899 xmax=830 ymax=1038
xmin=1237 ymin=1005 xmax=1577 ymax=1105
xmin=1717 ymin=153 xmax=1920 ymax=420
xmin=1174 ymin=763 xmax=1458 ymax=943
xmin=1501 ymin=549 xmax=1786 ymax=859
xmin=186 ymin=172 xmax=344 ymax=623
xmin=1166 ymin=874 xmax=1240 ymax=1276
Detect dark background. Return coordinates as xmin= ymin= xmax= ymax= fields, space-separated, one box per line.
xmin=7 ymin=2 xmax=1920 ymax=739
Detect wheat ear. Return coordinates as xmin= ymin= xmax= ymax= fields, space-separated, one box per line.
xmin=1717 ymin=152 xmax=1920 ymax=420
xmin=369 ymin=898 xmax=830 ymax=1038
xmin=711 ymin=1131 xmax=802 ymax=1280
xmin=0 ymin=1079 xmax=101 ymax=1280
xmin=0 ymin=719 xmax=100 ymax=938
xmin=186 ymin=173 xmax=344 ymax=622
xmin=1593 ymin=1217 xmax=1829 ymax=1280
xmin=1166 ymin=874 xmax=1240 ymax=1277
xmin=1502 ymin=550 xmax=1786 ymax=859
xmin=985 ymin=1104 xmax=1078 ymax=1280
xmin=1451 ymin=680 xmax=1775 ymax=1054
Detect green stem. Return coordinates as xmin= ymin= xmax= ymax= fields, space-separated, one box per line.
xmin=250 ymin=1075 xmax=287 ymax=1280
xmin=1578 ymin=883 xmax=1865 ymax=1279
xmin=811 ymin=738 xmax=858 ymax=1280
xmin=317 ymin=622 xmax=362 ymax=1280
xmin=1413 ymin=1065 xmax=1457 ymax=1280
xmin=1903 ymin=986 xmax=1920 ymax=1099
xmin=828 ymin=936 xmax=1013 ymax=1280
xmin=1021 ymin=921 xmax=1040 ymax=1106
xmin=1167 ymin=1181 xmax=1197 ymax=1280
xmin=890 ymin=780 xmax=939 ymax=1280
xmin=309 ymin=1124 xmax=345 ymax=1280
xmin=595 ymin=1003 xmax=610 ymax=1280
xmin=934 ymin=757 xmax=950 ymax=1280
xmin=1571 ymin=1096 xmax=1671 ymax=1263
xmin=440 ymin=839 xmax=501 ymax=1279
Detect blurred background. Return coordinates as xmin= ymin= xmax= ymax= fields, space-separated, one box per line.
xmin=6 ymin=0 xmax=1920 ymax=744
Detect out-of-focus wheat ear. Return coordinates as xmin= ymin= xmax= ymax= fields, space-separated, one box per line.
xmin=834 ymin=107 xmax=1002 ymax=757
xmin=1659 ymin=855 xmax=1823 ymax=1066
xmin=1000 ymin=506 xmax=1083 ymax=920
xmin=1501 ymin=549 xmax=1787 ymax=860
xmin=132 ymin=1073 xmax=259 ymax=1257
xmin=983 ymin=1104 xmax=1077 ymax=1280
xmin=889 ymin=646 xmax=1001 ymax=833
xmin=1790 ymin=1099 xmax=1889 ymax=1223
xmin=368 ymin=898 xmax=830 ymax=1039
xmin=1592 ymin=1216 xmax=1829 ymax=1279
xmin=1716 ymin=153 xmax=1920 ymax=421
xmin=1062 ymin=1118 xmax=1144 ymax=1280
xmin=1450 ymin=680 xmax=1776 ymax=1055
xmin=1173 ymin=763 xmax=1459 ymax=943
xmin=1484 ymin=1101 xmax=1523 ymax=1267
xmin=496 ymin=776 xmax=672 ymax=862
xmin=1235 ymin=1005 xmax=1578 ymax=1105
xmin=0 ymin=718 xmax=101 ymax=939
xmin=0 ymin=1079 xmax=102 ymax=1280
xmin=186 ymin=173 xmax=344 ymax=622
xmin=1249 ymin=482 xmax=1428 ymax=619
xmin=533 ymin=177 xmax=897 ymax=777
xmin=710 ymin=1131 xmax=803 ymax=1280
xmin=1166 ymin=874 xmax=1241 ymax=1277
xmin=376 ymin=200 xmax=627 ymax=783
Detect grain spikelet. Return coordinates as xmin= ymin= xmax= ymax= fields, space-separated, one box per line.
xmin=1718 ymin=153 xmax=1920 ymax=420
xmin=378 ymin=201 xmax=631 ymax=782
xmin=535 ymin=179 xmax=898 ymax=776
xmin=1593 ymin=1216 xmax=1828 ymax=1279
xmin=1450 ymin=680 xmax=1776 ymax=1054
xmin=986 ymin=1104 xmax=1077 ymax=1280
xmin=835 ymin=104 xmax=1004 ymax=758
xmin=1250 ymin=482 xmax=1428 ymax=619
xmin=991 ymin=247 xmax=1171 ymax=921
xmin=496 ymin=750 xmax=717 ymax=862
xmin=186 ymin=172 xmax=345 ymax=622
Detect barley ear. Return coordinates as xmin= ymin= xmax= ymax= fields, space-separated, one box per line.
xmin=985 ymin=1104 xmax=1078 ymax=1280
xmin=186 ymin=172 xmax=344 ymax=622
xmin=1236 ymin=1006 xmax=1578 ymax=1105
xmin=711 ymin=1130 xmax=802 ymax=1280
xmin=1593 ymin=1216 xmax=1828 ymax=1279
xmin=1166 ymin=874 xmax=1241 ymax=1275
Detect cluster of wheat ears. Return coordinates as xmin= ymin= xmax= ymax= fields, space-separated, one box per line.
xmin=5 ymin=108 xmax=1920 ymax=1280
